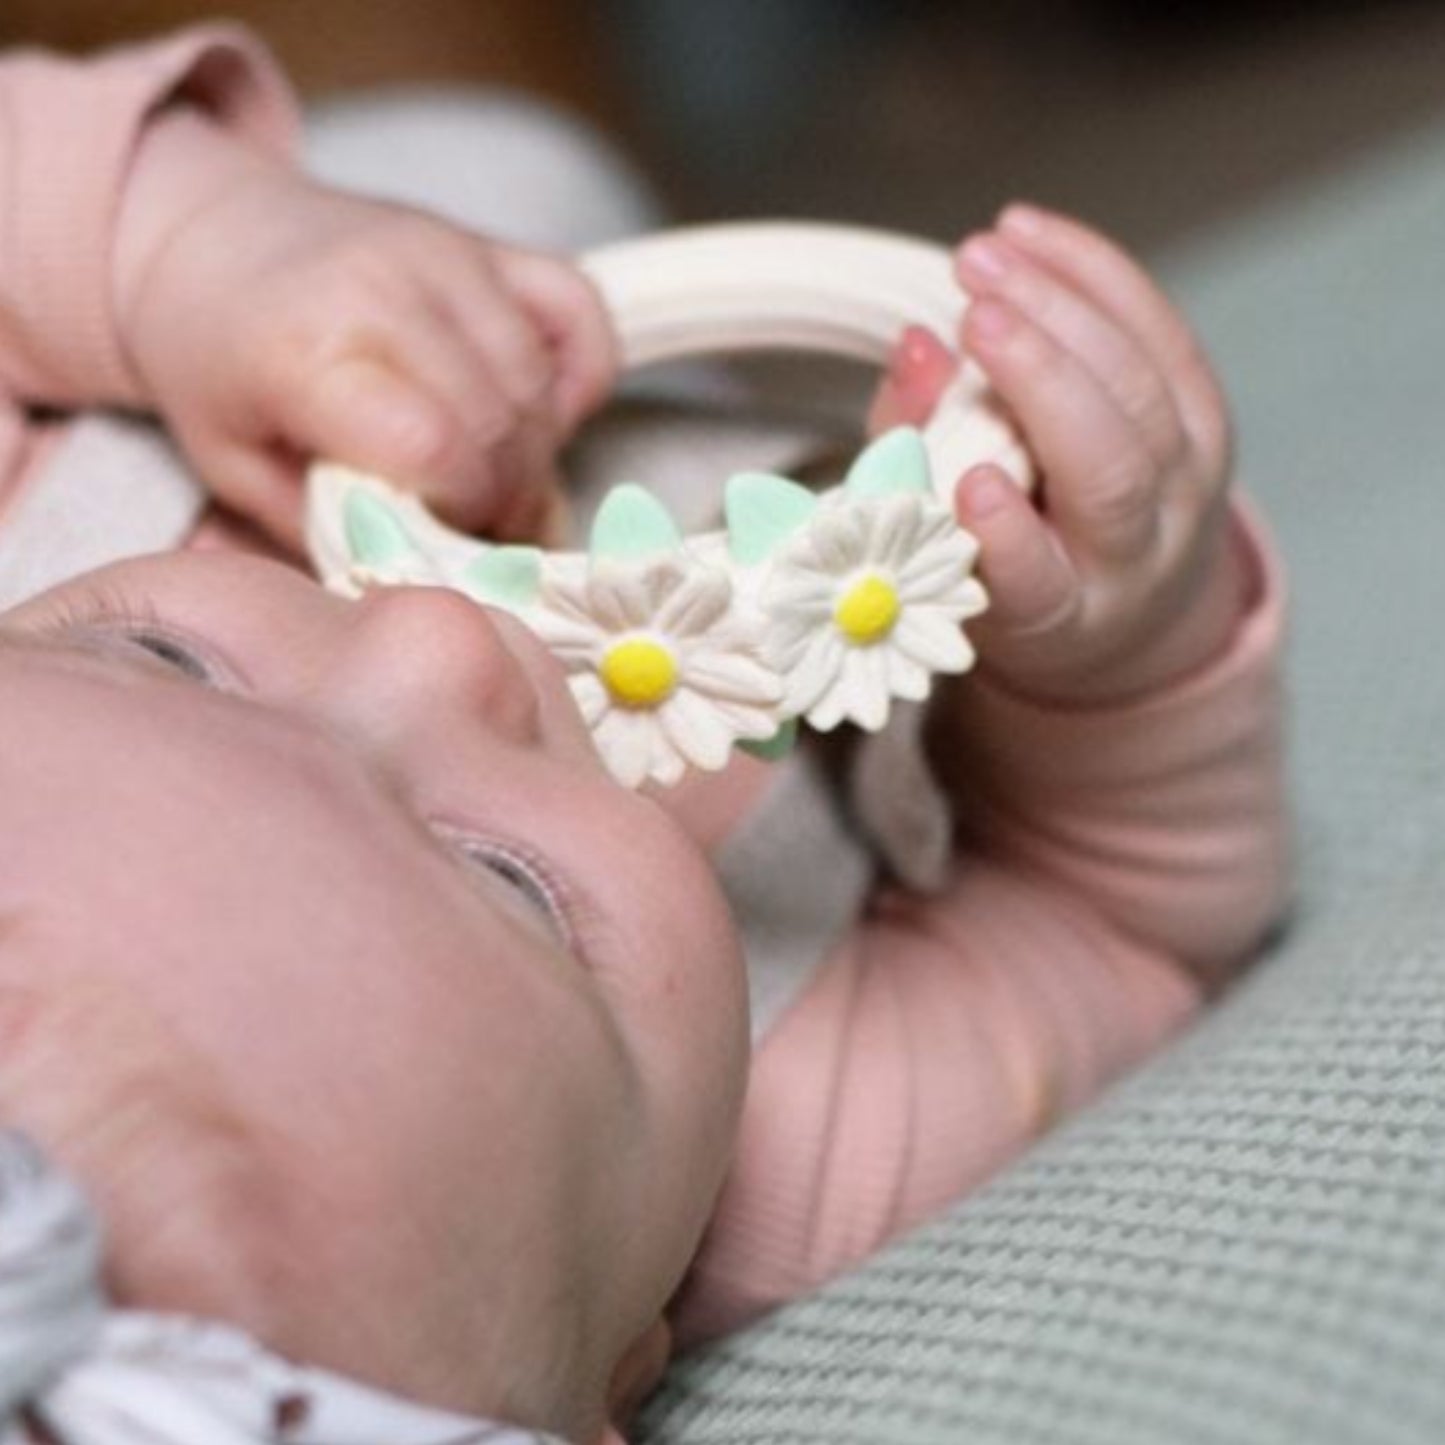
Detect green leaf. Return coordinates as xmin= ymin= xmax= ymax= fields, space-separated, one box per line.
xmin=738 ymin=718 xmax=798 ymax=762
xmin=724 ymin=472 xmax=818 ymax=564
xmin=589 ymin=483 xmax=682 ymax=560
xmin=844 ymin=426 xmax=931 ymax=498
xmin=461 ymin=546 xmax=542 ymax=609
xmin=343 ymin=489 xmax=413 ymax=566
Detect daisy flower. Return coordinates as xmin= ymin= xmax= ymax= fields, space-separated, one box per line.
xmin=534 ymin=552 xmax=783 ymax=788
xmin=761 ymin=490 xmax=986 ymax=731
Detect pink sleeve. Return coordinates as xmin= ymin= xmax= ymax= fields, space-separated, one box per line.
xmin=671 ymin=499 xmax=1288 ymax=1344
xmin=672 ymin=861 xmax=1202 ymax=1345
xmin=937 ymin=496 xmax=1290 ymax=988
xmin=0 ymin=24 xmax=299 ymax=411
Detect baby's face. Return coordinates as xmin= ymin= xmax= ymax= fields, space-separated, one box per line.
xmin=0 ymin=552 xmax=749 ymax=1442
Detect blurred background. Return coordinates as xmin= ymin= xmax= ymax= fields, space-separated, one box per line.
xmin=5 ymin=0 xmax=1445 ymax=257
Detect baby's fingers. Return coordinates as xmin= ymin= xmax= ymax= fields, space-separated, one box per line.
xmin=996 ymin=206 xmax=1229 ymax=469
xmin=956 ymin=232 xmax=1183 ymax=470
xmin=211 ymin=351 xmax=477 ymax=549
xmin=962 ymin=296 xmax=1160 ymax=563
xmin=955 ymin=463 xmax=1076 ymax=637
xmin=866 ymin=325 xmax=957 ymax=435
xmin=279 ymin=340 xmax=557 ymax=542
xmin=492 ymin=248 xmax=618 ymax=430
xmin=297 ymin=352 xmax=456 ymax=487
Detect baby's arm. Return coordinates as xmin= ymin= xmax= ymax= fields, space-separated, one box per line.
xmin=0 ymin=26 xmax=296 ymax=412
xmin=903 ymin=207 xmax=1288 ymax=980
xmin=674 ymin=211 xmax=1288 ymax=1344
xmin=0 ymin=25 xmax=616 ymax=554
xmin=0 ymin=27 xmax=295 ymax=524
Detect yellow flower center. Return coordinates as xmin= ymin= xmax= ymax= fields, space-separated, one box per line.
xmin=833 ymin=574 xmax=901 ymax=645
xmin=599 ymin=635 xmax=680 ymax=708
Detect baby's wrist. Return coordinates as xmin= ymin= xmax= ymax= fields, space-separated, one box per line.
xmin=1114 ymin=523 xmax=1253 ymax=700
xmin=114 ymin=104 xmax=293 ymax=394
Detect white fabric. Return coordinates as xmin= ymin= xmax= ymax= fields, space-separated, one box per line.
xmin=304 ymin=89 xmax=661 ymax=251
xmin=0 ymin=414 xmax=203 ymax=610
xmin=0 ymin=1135 xmax=560 ymax=1445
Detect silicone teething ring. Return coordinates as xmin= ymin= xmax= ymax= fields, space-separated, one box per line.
xmin=305 ymin=222 xmax=1032 ymax=788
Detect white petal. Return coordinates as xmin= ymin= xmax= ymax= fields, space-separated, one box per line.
xmin=872 ymin=495 xmax=924 ymax=569
xmin=898 ymin=546 xmax=974 ymax=600
xmin=910 ymin=502 xmax=965 ymax=552
xmin=886 ymin=646 xmax=931 ymax=700
xmin=655 ymin=565 xmax=731 ymax=636
xmin=660 ymin=689 xmax=736 ymax=772
xmin=539 ymin=574 xmax=600 ymax=626
xmin=764 ymin=609 xmax=825 ymax=669
xmin=532 ymin=612 xmax=607 ymax=656
xmin=570 ymin=671 xmax=610 ymax=726
xmin=845 ymin=648 xmax=892 ymax=731
xmin=805 ymin=675 xmax=850 ymax=732
xmin=781 ymin=634 xmax=844 ymax=715
xmin=681 ymin=651 xmax=782 ymax=707
xmin=801 ymin=509 xmax=863 ymax=575
xmin=710 ymin=695 xmax=784 ymax=740
xmin=585 ymin=565 xmax=660 ymax=632
xmin=894 ymin=612 xmax=974 ymax=672
xmin=645 ymin=731 xmax=687 ymax=787
xmin=764 ymin=571 xmax=836 ymax=614
xmin=594 ymin=710 xmax=655 ymax=788
xmin=948 ymin=578 xmax=990 ymax=620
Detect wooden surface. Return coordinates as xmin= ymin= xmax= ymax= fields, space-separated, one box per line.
xmin=0 ymin=0 xmax=619 ymax=120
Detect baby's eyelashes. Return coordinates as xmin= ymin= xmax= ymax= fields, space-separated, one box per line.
xmin=429 ymin=823 xmax=575 ymax=952
xmin=21 ymin=584 xmax=238 ymax=692
xmin=121 ymin=629 xmax=217 ymax=683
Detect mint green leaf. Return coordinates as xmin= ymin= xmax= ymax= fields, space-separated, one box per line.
xmin=590 ymin=483 xmax=682 ymax=560
xmin=343 ymin=489 xmax=413 ymax=566
xmin=738 ymin=718 xmax=798 ymax=761
xmin=462 ymin=546 xmax=542 ymax=609
xmin=844 ymin=426 xmax=931 ymax=498
xmin=724 ymin=472 xmax=818 ymax=564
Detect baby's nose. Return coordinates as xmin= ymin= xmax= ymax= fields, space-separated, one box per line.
xmin=324 ymin=585 xmax=545 ymax=750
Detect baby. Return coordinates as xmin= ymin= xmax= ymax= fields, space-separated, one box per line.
xmin=0 ymin=21 xmax=1288 ymax=1445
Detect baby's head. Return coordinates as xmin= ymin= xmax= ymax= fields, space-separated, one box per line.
xmin=0 ymin=551 xmax=750 ymax=1442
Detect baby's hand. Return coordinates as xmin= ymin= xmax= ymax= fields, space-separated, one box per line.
xmin=877 ymin=205 xmax=1243 ymax=704
xmin=123 ymin=160 xmax=615 ymax=551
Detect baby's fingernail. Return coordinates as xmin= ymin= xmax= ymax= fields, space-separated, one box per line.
xmin=890 ymin=325 xmax=954 ymax=394
xmin=957 ymin=237 xmax=1010 ymax=282
xmin=896 ymin=324 xmax=944 ymax=371
xmin=959 ymin=466 xmax=1013 ymax=520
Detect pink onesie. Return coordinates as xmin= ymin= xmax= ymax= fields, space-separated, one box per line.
xmin=0 ymin=24 xmax=1290 ymax=1360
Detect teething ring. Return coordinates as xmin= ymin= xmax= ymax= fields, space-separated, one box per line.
xmin=305 ymin=222 xmax=1033 ymax=788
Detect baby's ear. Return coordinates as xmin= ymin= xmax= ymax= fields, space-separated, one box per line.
xmin=602 ymin=1316 xmax=671 ymax=1441
xmin=0 ymin=974 xmax=288 ymax=1337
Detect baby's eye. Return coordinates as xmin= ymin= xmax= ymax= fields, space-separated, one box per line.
xmin=123 ymin=630 xmax=216 ymax=683
xmin=436 ymin=828 xmax=572 ymax=947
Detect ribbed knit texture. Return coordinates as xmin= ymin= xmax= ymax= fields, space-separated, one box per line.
xmin=639 ymin=112 xmax=1445 ymax=1445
